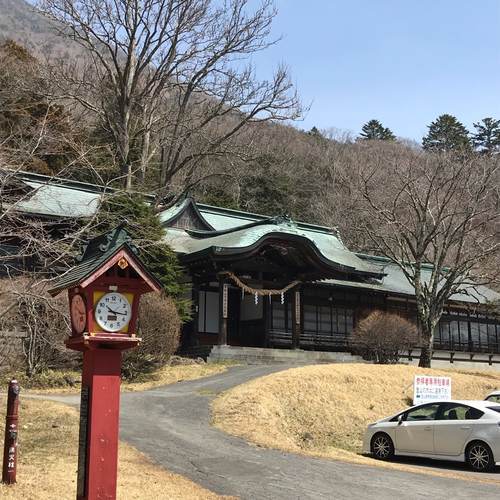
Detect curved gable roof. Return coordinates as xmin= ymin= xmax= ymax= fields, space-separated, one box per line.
xmin=158 ymin=198 xmax=214 ymax=231
xmin=161 ymin=203 xmax=382 ymax=278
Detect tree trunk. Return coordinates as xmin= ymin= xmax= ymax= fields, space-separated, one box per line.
xmin=418 ymin=342 xmax=432 ymax=368
xmin=418 ymin=321 xmax=433 ymax=367
xmin=159 ymin=145 xmax=168 ymax=188
xmin=124 ymin=163 xmax=133 ymax=191
xmin=139 ymin=129 xmax=151 ymax=184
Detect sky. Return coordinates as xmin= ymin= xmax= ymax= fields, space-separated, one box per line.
xmin=250 ymin=0 xmax=500 ymax=141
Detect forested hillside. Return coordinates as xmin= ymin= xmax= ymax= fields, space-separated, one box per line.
xmin=0 ymin=0 xmax=84 ymax=59
xmin=1 ymin=0 xmax=498 ymax=369
xmin=0 ymin=1 xmax=497 ymax=251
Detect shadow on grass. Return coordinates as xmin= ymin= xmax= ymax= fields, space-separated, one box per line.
xmin=363 ymin=453 xmax=500 ymax=477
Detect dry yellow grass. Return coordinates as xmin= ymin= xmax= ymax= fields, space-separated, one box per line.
xmin=123 ymin=363 xmax=228 ymax=392
xmin=0 ymin=397 xmax=227 ymax=499
xmin=7 ymin=363 xmax=228 ymax=394
xmin=212 ymin=363 xmax=500 ymax=483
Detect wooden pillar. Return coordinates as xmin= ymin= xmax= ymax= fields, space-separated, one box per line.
xmin=218 ymin=276 xmax=229 ymax=346
xmin=191 ymin=282 xmax=199 ymax=347
xmin=291 ymin=286 xmax=301 ymax=349
xmin=263 ymin=295 xmax=271 ymax=348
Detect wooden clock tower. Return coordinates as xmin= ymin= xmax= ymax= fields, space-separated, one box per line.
xmin=49 ymin=224 xmax=162 ymax=500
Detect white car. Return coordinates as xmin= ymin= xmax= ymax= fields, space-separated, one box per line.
xmin=485 ymin=390 xmax=500 ymax=403
xmin=363 ymin=400 xmax=500 ymax=471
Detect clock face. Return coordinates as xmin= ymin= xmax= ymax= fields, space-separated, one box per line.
xmin=94 ymin=292 xmax=132 ymax=332
xmin=70 ymin=294 xmax=87 ymax=334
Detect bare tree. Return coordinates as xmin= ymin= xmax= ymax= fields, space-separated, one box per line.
xmin=37 ymin=0 xmax=302 ymax=194
xmin=351 ymin=311 xmax=418 ymax=364
xmin=356 ymin=145 xmax=499 ymax=367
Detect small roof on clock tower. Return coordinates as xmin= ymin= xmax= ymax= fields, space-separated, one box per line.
xmin=48 ymin=224 xmax=162 ymax=296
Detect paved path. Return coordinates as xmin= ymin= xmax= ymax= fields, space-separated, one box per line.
xmin=33 ymin=365 xmax=500 ymax=499
xmin=116 ymin=365 xmax=500 ymax=500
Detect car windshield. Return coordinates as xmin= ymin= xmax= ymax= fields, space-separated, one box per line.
xmin=487 ymin=406 xmax=500 ymax=413
xmin=486 ymin=394 xmax=500 ymax=403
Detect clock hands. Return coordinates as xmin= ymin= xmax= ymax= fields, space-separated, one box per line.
xmin=106 ymin=305 xmax=128 ymax=316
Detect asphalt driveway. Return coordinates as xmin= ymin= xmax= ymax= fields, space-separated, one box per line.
xmin=115 ymin=365 xmax=500 ymax=500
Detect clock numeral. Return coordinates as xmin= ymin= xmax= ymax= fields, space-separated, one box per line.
xmin=96 ymin=292 xmax=131 ymax=332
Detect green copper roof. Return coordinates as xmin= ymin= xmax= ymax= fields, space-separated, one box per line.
xmin=48 ymin=225 xmax=140 ymax=296
xmin=322 ymin=255 xmax=500 ymax=305
xmin=166 ymin=224 xmax=378 ymax=275
xmin=6 ymin=171 xmax=499 ymax=306
xmin=160 ymin=200 xmax=380 ymax=276
xmin=160 ymin=199 xmax=500 ymax=305
xmin=4 ymin=171 xmax=104 ymax=218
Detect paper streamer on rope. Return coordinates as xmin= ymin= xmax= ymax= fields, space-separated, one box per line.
xmin=222 ymin=271 xmax=300 ymax=297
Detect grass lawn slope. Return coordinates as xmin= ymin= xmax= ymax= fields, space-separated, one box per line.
xmin=212 ymin=364 xmax=500 ymax=481
xmin=0 ymin=397 xmax=226 ymax=500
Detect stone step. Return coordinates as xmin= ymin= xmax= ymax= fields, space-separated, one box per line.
xmin=207 ymin=345 xmax=366 ymax=365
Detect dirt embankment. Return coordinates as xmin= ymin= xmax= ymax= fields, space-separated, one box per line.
xmin=212 ymin=363 xmax=500 ymax=476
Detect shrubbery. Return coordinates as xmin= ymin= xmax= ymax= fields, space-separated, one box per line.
xmin=351 ymin=311 xmax=418 ymax=364
xmin=0 ymin=279 xmax=74 ymax=376
xmin=122 ymin=293 xmax=181 ymax=380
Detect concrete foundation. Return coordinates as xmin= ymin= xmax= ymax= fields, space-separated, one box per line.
xmin=208 ymin=345 xmax=365 ymax=365
xmin=208 ymin=345 xmax=500 ymax=372
xmin=401 ymin=349 xmax=500 ymax=372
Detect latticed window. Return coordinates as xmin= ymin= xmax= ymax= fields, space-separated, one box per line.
xmin=271 ymin=298 xmax=292 ymax=331
xmin=302 ymin=303 xmax=354 ymax=336
xmin=197 ymin=290 xmax=219 ymax=333
xmin=434 ymin=311 xmax=500 ymax=353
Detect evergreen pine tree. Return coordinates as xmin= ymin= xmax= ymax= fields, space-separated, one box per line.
xmin=307 ymin=126 xmax=327 ymax=144
xmin=359 ymin=119 xmax=396 ymax=141
xmin=98 ymin=193 xmax=190 ymax=320
xmin=472 ymin=117 xmax=500 ymax=154
xmin=422 ymin=114 xmax=471 ymax=152
xmin=308 ymin=126 xmax=323 ymax=138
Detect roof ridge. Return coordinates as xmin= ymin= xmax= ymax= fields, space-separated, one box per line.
xmin=186 ymin=217 xmax=276 ymax=239
xmin=10 ymin=169 xmax=154 ymax=199
xmin=9 ymin=170 xmax=337 ymax=235
xmin=357 ymin=253 xmax=447 ymax=271
xmin=197 ymin=203 xmax=338 ymax=235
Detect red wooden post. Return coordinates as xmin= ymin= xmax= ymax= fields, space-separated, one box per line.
xmin=2 ymin=379 xmax=20 ymax=485
xmin=48 ymin=226 xmax=162 ymax=500
xmin=77 ymin=349 xmax=122 ymax=500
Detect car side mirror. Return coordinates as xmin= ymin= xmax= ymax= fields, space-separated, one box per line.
xmin=397 ymin=414 xmax=404 ymax=425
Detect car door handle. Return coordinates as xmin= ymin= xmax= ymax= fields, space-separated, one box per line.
xmin=460 ymin=426 xmax=471 ymax=430
xmin=424 ymin=426 xmax=432 ymax=431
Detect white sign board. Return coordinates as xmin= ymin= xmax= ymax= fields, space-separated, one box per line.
xmin=413 ymin=375 xmax=451 ymax=404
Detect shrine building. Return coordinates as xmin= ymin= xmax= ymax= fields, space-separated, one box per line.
xmin=3 ymin=170 xmax=500 ymax=367
xmin=160 ymin=197 xmax=500 ymax=367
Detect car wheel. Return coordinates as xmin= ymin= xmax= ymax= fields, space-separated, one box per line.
xmin=466 ymin=441 xmax=495 ymax=472
xmin=371 ymin=433 xmax=395 ymax=460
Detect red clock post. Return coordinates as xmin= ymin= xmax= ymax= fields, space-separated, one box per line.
xmin=49 ymin=226 xmax=161 ymax=500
